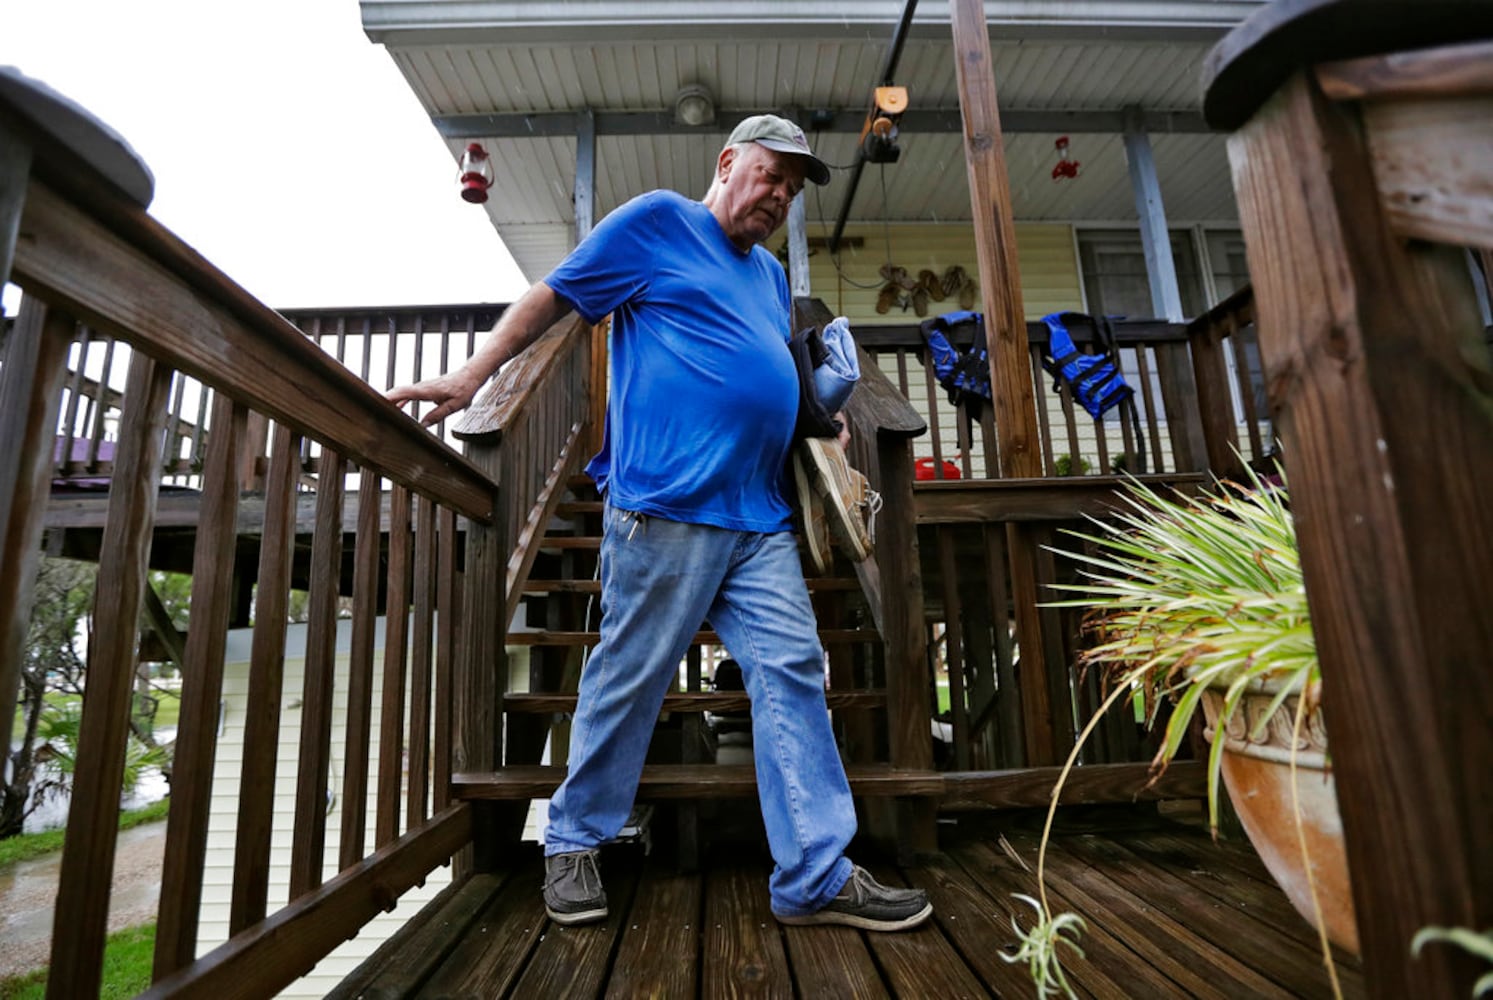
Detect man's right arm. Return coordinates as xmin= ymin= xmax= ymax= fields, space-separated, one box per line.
xmin=386 ymin=281 xmax=574 ymax=427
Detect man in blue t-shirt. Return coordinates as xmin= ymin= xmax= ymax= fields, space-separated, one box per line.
xmin=389 ymin=115 xmax=930 ymax=932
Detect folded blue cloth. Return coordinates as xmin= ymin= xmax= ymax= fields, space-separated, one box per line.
xmin=813 ymin=316 xmax=860 ymax=414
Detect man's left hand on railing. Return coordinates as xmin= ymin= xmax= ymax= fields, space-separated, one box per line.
xmin=386 ymin=282 xmax=573 ymax=427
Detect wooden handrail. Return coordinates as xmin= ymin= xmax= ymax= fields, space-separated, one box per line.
xmin=451 ymin=316 xmax=586 ymax=443
xmin=452 ymin=314 xmax=596 ymax=627
xmin=13 ymin=180 xmax=497 ymax=522
xmin=3 ymin=95 xmax=503 ymax=993
xmin=139 ymin=805 xmax=473 ymax=1000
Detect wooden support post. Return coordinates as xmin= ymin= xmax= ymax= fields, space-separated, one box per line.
xmin=876 ymin=433 xmax=936 ymax=859
xmin=455 ymin=438 xmax=508 ymax=872
xmin=1229 ymin=72 xmax=1493 ymax=996
xmin=575 ymin=109 xmax=596 ymax=244
xmin=1123 ymin=106 xmax=1184 ymax=322
xmin=949 ymin=0 xmax=1057 ymax=764
xmin=0 ymin=299 xmax=71 ymax=754
xmin=49 ymin=352 xmax=172 ymax=999
xmin=788 ymin=192 xmax=811 ymax=298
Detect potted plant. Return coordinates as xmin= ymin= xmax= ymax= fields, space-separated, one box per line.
xmin=1006 ymin=471 xmax=1354 ymax=997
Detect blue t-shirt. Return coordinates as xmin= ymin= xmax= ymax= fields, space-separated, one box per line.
xmin=544 ymin=190 xmax=797 ymax=532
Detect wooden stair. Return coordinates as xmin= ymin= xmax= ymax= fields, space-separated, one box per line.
xmin=502 ymin=474 xmax=897 ymax=859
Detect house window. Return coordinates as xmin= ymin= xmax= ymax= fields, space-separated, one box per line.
xmin=1076 ymin=229 xmax=1206 ymax=320
xmin=1204 ymin=229 xmax=1251 ymax=302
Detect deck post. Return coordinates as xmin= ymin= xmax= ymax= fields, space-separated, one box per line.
xmin=0 ymin=298 xmax=73 ymax=778
xmin=1122 ymin=106 xmax=1184 ymax=322
xmin=1228 ymin=70 xmax=1493 ymax=996
xmin=455 ymin=436 xmax=511 ymax=871
xmin=575 ymin=108 xmax=596 ymax=243
xmin=949 ymin=0 xmax=1057 ymax=764
xmin=0 ymin=114 xmax=31 ymax=290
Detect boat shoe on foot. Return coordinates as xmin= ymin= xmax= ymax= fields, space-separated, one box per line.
xmin=776 ymin=865 xmax=933 ymax=932
xmin=544 ymin=849 xmax=608 ymax=925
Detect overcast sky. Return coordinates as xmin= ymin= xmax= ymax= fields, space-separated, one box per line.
xmin=4 ymin=1 xmax=531 ymax=313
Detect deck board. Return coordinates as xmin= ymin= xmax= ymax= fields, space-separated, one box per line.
xmin=605 ymin=859 xmax=700 ymax=1000
xmin=702 ymin=863 xmax=793 ymax=998
xmin=337 ymin=812 xmax=1364 ymax=999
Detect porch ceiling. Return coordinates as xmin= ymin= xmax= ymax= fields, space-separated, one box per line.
xmin=363 ymin=2 xmax=1253 ymax=280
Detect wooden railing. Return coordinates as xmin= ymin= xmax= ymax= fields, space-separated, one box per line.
xmin=856 ymin=300 xmax=1273 ymax=482
xmin=1185 ymin=284 xmax=1272 ymax=478
xmin=1 ymin=108 xmax=519 ymax=998
xmin=796 ymin=297 xmax=937 ymax=852
xmin=39 ymin=304 xmax=504 ymax=494
xmin=453 ymin=316 xmax=597 ymax=630
xmin=850 ymin=299 xmax=1272 ymax=776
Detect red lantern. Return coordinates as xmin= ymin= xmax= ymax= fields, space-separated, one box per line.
xmin=458 ymin=143 xmax=495 ymax=204
xmin=1051 ymin=135 xmax=1080 ymax=181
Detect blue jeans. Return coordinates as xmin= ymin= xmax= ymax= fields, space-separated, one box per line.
xmin=544 ymin=501 xmax=856 ymax=915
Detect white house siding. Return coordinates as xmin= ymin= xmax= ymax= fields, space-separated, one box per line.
xmin=201 ymin=620 xmax=531 ymax=997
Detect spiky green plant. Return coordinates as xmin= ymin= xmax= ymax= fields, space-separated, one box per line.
xmin=1412 ymin=927 xmax=1493 ymax=997
xmin=1005 ymin=469 xmax=1327 ymax=997
xmin=1050 ymin=468 xmax=1317 ymax=832
xmin=1002 ymin=893 xmax=1086 ymax=999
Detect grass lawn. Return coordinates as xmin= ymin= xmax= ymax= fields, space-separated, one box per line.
xmin=0 ymin=798 xmax=169 ymax=872
xmin=0 ymin=923 xmax=155 ymax=999
xmin=0 ymin=800 xmax=170 ymax=997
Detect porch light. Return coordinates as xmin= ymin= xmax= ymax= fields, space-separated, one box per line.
xmin=1051 ymin=135 xmax=1080 ymax=181
xmin=674 ymin=84 xmax=716 ymax=127
xmin=458 ymin=142 xmax=495 ymax=203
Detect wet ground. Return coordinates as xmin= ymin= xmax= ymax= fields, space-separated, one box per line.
xmin=0 ymin=820 xmax=165 ymax=979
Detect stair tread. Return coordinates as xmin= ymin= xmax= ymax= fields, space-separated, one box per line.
xmin=521 ymin=576 xmax=863 ymax=594
xmin=506 ymin=628 xmax=877 ymax=646
xmin=453 ymin=763 xmax=944 ymax=799
xmin=504 ymin=690 xmax=886 ymax=713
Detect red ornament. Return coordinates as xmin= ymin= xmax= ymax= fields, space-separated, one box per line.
xmin=1051 ymin=135 xmax=1080 ymax=181
xmin=458 ymin=143 xmax=495 ymax=204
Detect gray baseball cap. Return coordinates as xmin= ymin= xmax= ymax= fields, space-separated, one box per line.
xmin=727 ymin=114 xmax=831 ymax=186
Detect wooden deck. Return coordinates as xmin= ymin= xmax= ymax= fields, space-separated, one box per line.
xmin=331 ymin=808 xmax=1363 ymax=999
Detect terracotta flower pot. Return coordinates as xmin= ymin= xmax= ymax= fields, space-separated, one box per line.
xmin=1201 ymin=684 xmax=1359 ymax=955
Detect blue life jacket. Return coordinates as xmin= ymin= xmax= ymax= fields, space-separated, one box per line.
xmin=1039 ymin=311 xmax=1133 ymax=420
xmin=918 ymin=311 xmax=991 ymax=417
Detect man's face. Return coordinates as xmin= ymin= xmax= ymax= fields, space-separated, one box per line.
xmin=714 ymin=143 xmax=807 ymax=249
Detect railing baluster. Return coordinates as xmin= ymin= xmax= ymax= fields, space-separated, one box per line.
xmin=1030 ymin=345 xmax=1057 ymax=475
xmin=340 ymin=466 xmax=382 ymax=868
xmin=57 ymin=323 xmax=91 ymax=475
xmin=1229 ymin=316 xmax=1267 ymax=461
xmin=85 ymin=334 xmax=116 ymax=471
xmin=938 ymin=527 xmax=971 ymax=771
xmin=1134 ymin=344 xmax=1167 ymax=472
xmin=230 ymin=424 xmax=301 ymax=933
xmin=407 ymin=494 xmax=437 ymax=826
xmin=376 ymin=483 xmax=412 ymax=847
xmin=359 ymin=317 xmax=374 ymax=385
xmin=289 ymin=448 xmax=346 ymax=898
xmin=434 ymin=506 xmax=457 ymax=812
xmin=154 ymin=395 xmax=247 ymax=978
xmin=920 ymin=352 xmax=950 ymax=476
